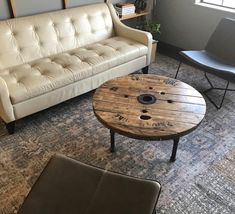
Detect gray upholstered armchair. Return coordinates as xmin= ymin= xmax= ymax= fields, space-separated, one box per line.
xmin=18 ymin=154 xmax=161 ymax=214
xmin=175 ymin=17 xmax=235 ymax=109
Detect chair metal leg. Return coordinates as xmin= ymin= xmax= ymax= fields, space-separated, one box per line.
xmin=174 ymin=61 xmax=182 ymax=79
xmin=204 ymin=72 xmax=214 ymax=89
xmin=203 ymin=73 xmax=231 ymax=109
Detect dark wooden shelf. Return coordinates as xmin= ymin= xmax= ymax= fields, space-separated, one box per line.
xmin=120 ymin=11 xmax=148 ymax=21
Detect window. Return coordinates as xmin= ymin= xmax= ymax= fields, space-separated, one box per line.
xmin=201 ymin=0 xmax=235 ymax=9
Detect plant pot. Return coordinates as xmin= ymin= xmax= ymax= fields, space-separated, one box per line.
xmin=151 ymin=40 xmax=158 ymax=63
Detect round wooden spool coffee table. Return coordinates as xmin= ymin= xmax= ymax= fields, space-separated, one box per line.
xmin=93 ymin=74 xmax=206 ymax=161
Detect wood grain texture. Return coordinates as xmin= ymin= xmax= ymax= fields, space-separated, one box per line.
xmin=93 ymin=74 xmax=206 ymax=140
xmin=151 ymin=41 xmax=157 ymax=63
xmin=120 ymin=12 xmax=148 ymax=21
xmin=8 ymin=0 xmax=17 ymax=18
xmin=63 ymin=0 xmax=69 ymax=9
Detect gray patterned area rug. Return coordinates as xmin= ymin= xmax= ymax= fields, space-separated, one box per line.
xmin=0 ymin=54 xmax=235 ymax=213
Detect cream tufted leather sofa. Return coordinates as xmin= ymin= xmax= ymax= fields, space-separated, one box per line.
xmin=0 ymin=2 xmax=152 ymax=133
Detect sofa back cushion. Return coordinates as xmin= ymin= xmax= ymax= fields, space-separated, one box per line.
xmin=0 ymin=3 xmax=113 ymax=70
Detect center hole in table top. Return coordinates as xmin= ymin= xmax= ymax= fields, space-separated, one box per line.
xmin=137 ymin=94 xmax=157 ymax=105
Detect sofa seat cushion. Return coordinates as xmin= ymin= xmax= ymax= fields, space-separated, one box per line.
xmin=0 ymin=36 xmax=147 ymax=104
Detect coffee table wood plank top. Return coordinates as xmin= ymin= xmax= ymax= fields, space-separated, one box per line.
xmin=93 ymin=93 xmax=205 ymax=114
xmin=95 ymin=89 xmax=205 ymax=105
xmin=93 ymin=101 xmax=204 ymax=124
xmin=93 ymin=111 xmax=203 ymax=140
xmin=93 ymin=74 xmax=206 ymax=161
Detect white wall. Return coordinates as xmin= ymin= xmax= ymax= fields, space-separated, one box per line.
xmin=14 ymin=0 xmax=63 ymax=16
xmin=0 ymin=0 xmax=107 ymax=19
xmin=0 ymin=0 xmax=11 ymax=19
xmin=155 ymin=0 xmax=235 ymax=49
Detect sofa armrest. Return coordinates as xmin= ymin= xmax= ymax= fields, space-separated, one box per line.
xmin=0 ymin=77 xmax=15 ymax=123
xmin=107 ymin=2 xmax=152 ymax=65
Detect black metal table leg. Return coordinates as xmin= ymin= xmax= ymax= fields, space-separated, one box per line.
xmin=174 ymin=61 xmax=182 ymax=79
xmin=170 ymin=137 xmax=180 ymax=162
xmin=110 ymin=130 xmax=115 ymax=152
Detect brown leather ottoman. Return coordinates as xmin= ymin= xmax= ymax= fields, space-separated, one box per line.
xmin=18 ymin=154 xmax=161 ymax=214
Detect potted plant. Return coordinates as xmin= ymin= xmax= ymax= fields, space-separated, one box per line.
xmin=136 ymin=19 xmax=161 ymax=40
xmin=136 ymin=18 xmax=160 ymax=63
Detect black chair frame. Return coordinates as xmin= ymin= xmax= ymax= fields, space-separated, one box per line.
xmin=175 ymin=61 xmax=235 ymax=109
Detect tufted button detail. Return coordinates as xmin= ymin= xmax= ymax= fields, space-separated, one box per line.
xmin=11 ymin=31 xmax=17 ymax=36
xmin=41 ymin=70 xmax=47 ymax=75
xmin=70 ymin=19 xmax=75 ymax=24
xmin=0 ymin=35 xmax=146 ymax=105
xmin=62 ymin=64 xmax=69 ymax=68
xmin=18 ymin=47 xmax=23 ymax=52
xmin=31 ymin=26 xmax=38 ymax=31
xmin=38 ymin=41 xmax=43 ymax=46
xmin=16 ymin=78 xmax=22 ymax=83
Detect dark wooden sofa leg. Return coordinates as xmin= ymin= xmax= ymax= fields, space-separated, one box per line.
xmin=6 ymin=121 xmax=15 ymax=134
xmin=142 ymin=66 xmax=149 ymax=74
